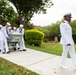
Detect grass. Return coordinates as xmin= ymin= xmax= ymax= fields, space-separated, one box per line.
xmin=26 ymin=42 xmax=76 ymax=57
xmin=26 ymin=42 xmax=63 ymax=56
xmin=0 ymin=57 xmax=39 ymax=75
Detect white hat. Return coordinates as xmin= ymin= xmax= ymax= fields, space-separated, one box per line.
xmin=13 ymin=27 xmax=16 ymax=29
xmin=8 ymin=27 xmax=11 ymax=29
xmin=64 ymin=13 xmax=72 ymax=18
xmin=6 ymin=22 xmax=11 ymax=26
xmin=0 ymin=24 xmax=3 ymax=28
xmin=20 ymin=24 xmax=24 ymax=27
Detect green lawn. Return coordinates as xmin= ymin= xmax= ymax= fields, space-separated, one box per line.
xmin=26 ymin=42 xmax=76 ymax=57
xmin=0 ymin=57 xmax=39 ymax=75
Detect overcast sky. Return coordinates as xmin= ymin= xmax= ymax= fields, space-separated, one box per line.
xmin=30 ymin=0 xmax=76 ymax=26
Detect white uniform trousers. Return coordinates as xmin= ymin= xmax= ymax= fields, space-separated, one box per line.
xmin=19 ymin=36 xmax=26 ymax=50
xmin=61 ymin=45 xmax=76 ymax=66
xmin=4 ymin=38 xmax=9 ymax=52
xmin=0 ymin=38 xmax=4 ymax=53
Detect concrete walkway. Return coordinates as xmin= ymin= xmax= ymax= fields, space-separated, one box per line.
xmin=0 ymin=48 xmax=76 ymax=75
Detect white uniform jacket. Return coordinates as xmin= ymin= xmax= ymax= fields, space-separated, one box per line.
xmin=16 ymin=28 xmax=26 ymax=50
xmin=60 ymin=20 xmax=74 ymax=45
xmin=1 ymin=26 xmax=9 ymax=38
xmin=8 ymin=30 xmax=13 ymax=34
xmin=0 ymin=29 xmax=4 ymax=39
xmin=16 ymin=28 xmax=24 ymax=35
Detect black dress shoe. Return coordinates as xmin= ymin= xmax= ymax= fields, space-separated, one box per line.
xmin=7 ymin=51 xmax=10 ymax=54
xmin=23 ymin=49 xmax=26 ymax=51
xmin=2 ymin=52 xmax=5 ymax=54
xmin=18 ymin=48 xmax=20 ymax=50
xmin=19 ymin=50 xmax=23 ymax=51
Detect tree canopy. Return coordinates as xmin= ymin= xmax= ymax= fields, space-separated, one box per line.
xmin=8 ymin=0 xmax=53 ymax=24
xmin=0 ymin=0 xmax=18 ymax=25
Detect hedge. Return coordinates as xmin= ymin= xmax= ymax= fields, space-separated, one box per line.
xmin=25 ymin=29 xmax=44 ymax=46
xmin=72 ymin=32 xmax=76 ymax=44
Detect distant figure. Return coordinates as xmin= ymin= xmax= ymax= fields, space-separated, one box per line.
xmin=13 ymin=27 xmax=20 ymax=49
xmin=13 ymin=27 xmax=17 ymax=33
xmin=17 ymin=24 xmax=26 ymax=51
xmin=8 ymin=26 xmax=13 ymax=34
xmin=60 ymin=13 xmax=76 ymax=70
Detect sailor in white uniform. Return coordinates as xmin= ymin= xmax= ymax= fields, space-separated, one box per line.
xmin=0 ymin=25 xmax=5 ymax=54
xmin=13 ymin=27 xmax=20 ymax=49
xmin=0 ymin=25 xmax=2 ymax=51
xmin=13 ymin=27 xmax=17 ymax=33
xmin=8 ymin=26 xmax=13 ymax=34
xmin=17 ymin=24 xmax=26 ymax=51
xmin=1 ymin=22 xmax=11 ymax=53
xmin=60 ymin=13 xmax=76 ymax=70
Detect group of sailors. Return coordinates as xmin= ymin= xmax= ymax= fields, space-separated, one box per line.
xmin=0 ymin=22 xmax=26 ymax=54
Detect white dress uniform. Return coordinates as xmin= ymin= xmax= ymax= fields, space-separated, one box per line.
xmin=13 ymin=27 xmax=17 ymax=33
xmin=8 ymin=27 xmax=13 ymax=34
xmin=13 ymin=27 xmax=20 ymax=49
xmin=1 ymin=26 xmax=10 ymax=53
xmin=0 ymin=25 xmax=5 ymax=53
xmin=60 ymin=20 xmax=76 ymax=67
xmin=0 ymin=32 xmax=5 ymax=53
xmin=17 ymin=25 xmax=26 ymax=51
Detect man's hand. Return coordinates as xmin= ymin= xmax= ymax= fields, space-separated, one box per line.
xmin=67 ymin=43 xmax=70 ymax=46
xmin=7 ymin=37 xmax=10 ymax=40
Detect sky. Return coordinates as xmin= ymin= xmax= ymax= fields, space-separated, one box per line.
xmin=30 ymin=0 xmax=76 ymax=27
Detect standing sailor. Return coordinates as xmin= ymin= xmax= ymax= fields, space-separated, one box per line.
xmin=17 ymin=24 xmax=26 ymax=51
xmin=60 ymin=13 xmax=76 ymax=70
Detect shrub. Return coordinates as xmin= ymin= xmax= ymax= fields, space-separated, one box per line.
xmin=43 ymin=38 xmax=48 ymax=42
xmin=72 ymin=32 xmax=76 ymax=44
xmin=25 ymin=29 xmax=44 ymax=46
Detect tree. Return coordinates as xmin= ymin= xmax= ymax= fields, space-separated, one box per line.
xmin=0 ymin=0 xmax=7 ymax=24
xmin=70 ymin=20 xmax=76 ymax=33
xmin=24 ymin=22 xmax=34 ymax=29
xmin=8 ymin=0 xmax=53 ymax=25
xmin=35 ymin=21 xmax=61 ymax=41
xmin=0 ymin=0 xmax=18 ymax=25
xmin=35 ymin=26 xmax=49 ymax=38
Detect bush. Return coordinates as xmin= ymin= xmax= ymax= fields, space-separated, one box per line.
xmin=25 ymin=29 xmax=44 ymax=46
xmin=72 ymin=32 xmax=76 ymax=44
xmin=43 ymin=38 xmax=48 ymax=42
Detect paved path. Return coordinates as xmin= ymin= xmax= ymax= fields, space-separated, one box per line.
xmin=0 ymin=48 xmax=76 ymax=75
